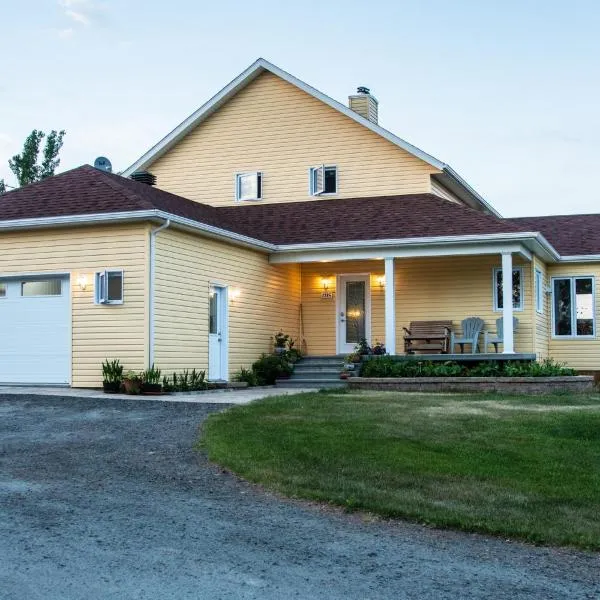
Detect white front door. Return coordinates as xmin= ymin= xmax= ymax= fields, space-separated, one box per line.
xmin=337 ymin=274 xmax=371 ymax=354
xmin=208 ymin=285 xmax=228 ymax=381
xmin=0 ymin=276 xmax=70 ymax=385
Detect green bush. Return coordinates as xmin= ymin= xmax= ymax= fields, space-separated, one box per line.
xmin=252 ymin=354 xmax=293 ymax=385
xmin=162 ymin=369 xmax=208 ymax=392
xmin=233 ymin=367 xmax=259 ymax=387
xmin=361 ymin=358 xmax=577 ymax=378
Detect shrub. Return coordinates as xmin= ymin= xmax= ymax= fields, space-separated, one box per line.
xmin=252 ymin=354 xmax=293 ymax=385
xmin=361 ymin=358 xmax=577 ymax=378
xmin=162 ymin=369 xmax=208 ymax=392
xmin=233 ymin=367 xmax=259 ymax=387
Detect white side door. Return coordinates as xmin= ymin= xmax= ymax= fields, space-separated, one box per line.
xmin=337 ymin=274 xmax=371 ymax=354
xmin=0 ymin=276 xmax=70 ymax=385
xmin=208 ymin=286 xmax=228 ymax=381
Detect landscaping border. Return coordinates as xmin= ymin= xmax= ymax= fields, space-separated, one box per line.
xmin=348 ymin=376 xmax=595 ymax=394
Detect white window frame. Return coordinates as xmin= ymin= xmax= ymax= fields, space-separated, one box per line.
xmin=235 ymin=172 xmax=262 ymax=201
xmin=492 ymin=266 xmax=524 ymax=312
xmin=309 ymin=165 xmax=337 ymax=196
xmin=95 ymin=269 xmax=124 ymax=305
xmin=551 ymin=275 xmax=595 ymax=339
xmin=535 ymin=268 xmax=544 ymax=314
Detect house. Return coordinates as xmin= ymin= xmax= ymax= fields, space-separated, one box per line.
xmin=0 ymin=58 xmax=598 ymax=387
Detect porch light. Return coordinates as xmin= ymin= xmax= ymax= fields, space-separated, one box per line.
xmin=321 ymin=277 xmax=332 ymax=292
xmin=76 ymin=274 xmax=88 ymax=291
xmin=230 ymin=288 xmax=241 ymax=301
xmin=376 ymin=275 xmax=385 ymax=289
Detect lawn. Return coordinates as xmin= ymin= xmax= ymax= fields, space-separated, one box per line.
xmin=199 ymin=391 xmax=600 ymax=549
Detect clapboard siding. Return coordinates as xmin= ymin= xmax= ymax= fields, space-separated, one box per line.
xmin=532 ymin=257 xmax=550 ymax=359
xmin=149 ymin=71 xmax=439 ymax=206
xmin=0 ymin=224 xmax=149 ymax=387
xmin=301 ymin=255 xmax=534 ymax=355
xmin=547 ymin=263 xmax=600 ymax=370
xmin=153 ymin=228 xmax=301 ymax=376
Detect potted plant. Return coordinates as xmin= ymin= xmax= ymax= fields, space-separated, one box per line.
xmin=141 ymin=364 xmax=162 ymax=395
xmin=102 ymin=359 xmax=123 ymax=393
xmin=273 ymin=330 xmax=290 ymax=355
xmin=372 ymin=342 xmax=387 ymax=355
xmin=123 ymin=370 xmax=142 ymax=395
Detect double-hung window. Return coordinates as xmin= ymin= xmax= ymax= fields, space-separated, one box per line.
xmin=309 ymin=165 xmax=337 ymax=196
xmin=236 ymin=172 xmax=262 ymax=201
xmin=552 ymin=276 xmax=595 ymax=337
xmin=95 ymin=270 xmax=124 ymax=304
xmin=493 ymin=267 xmax=523 ymax=311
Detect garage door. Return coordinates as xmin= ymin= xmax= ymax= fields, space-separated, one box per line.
xmin=0 ymin=276 xmax=70 ymax=385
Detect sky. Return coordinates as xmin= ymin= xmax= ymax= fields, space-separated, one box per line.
xmin=1 ymin=0 xmax=599 ymax=217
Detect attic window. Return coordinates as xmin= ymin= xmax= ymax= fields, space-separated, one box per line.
xmin=236 ymin=172 xmax=262 ymax=201
xmin=310 ymin=165 xmax=337 ymax=196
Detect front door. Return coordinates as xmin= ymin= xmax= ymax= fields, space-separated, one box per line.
xmin=208 ymin=285 xmax=228 ymax=381
xmin=337 ymin=274 xmax=370 ymax=354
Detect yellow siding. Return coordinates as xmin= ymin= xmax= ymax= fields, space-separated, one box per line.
xmin=301 ymin=255 xmax=533 ymax=355
xmin=0 ymin=225 xmax=149 ymax=387
xmin=532 ymin=257 xmax=549 ymax=359
xmin=153 ymin=228 xmax=301 ymax=377
xmin=547 ymin=263 xmax=600 ymax=370
xmin=150 ymin=71 xmax=439 ymax=206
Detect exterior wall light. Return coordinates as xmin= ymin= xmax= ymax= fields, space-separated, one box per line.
xmin=376 ymin=275 xmax=385 ymax=289
xmin=230 ymin=288 xmax=241 ymax=301
xmin=77 ymin=274 xmax=88 ymax=291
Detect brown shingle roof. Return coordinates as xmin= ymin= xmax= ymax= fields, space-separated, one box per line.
xmin=2 ymin=165 xmax=599 ymax=256
xmin=507 ymin=215 xmax=600 ymax=256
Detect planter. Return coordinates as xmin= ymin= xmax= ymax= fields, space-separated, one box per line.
xmin=123 ymin=378 xmax=142 ymax=395
xmin=348 ymin=376 xmax=595 ymax=395
xmin=141 ymin=383 xmax=163 ymax=395
xmin=103 ymin=381 xmax=121 ymax=394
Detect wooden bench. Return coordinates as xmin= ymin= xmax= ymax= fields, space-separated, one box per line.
xmin=403 ymin=321 xmax=453 ymax=354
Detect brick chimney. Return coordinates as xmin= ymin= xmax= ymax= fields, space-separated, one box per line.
xmin=348 ymin=86 xmax=378 ymax=124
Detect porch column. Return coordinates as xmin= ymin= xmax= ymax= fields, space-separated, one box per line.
xmin=384 ymin=257 xmax=396 ymax=355
xmin=501 ymin=251 xmax=515 ymax=354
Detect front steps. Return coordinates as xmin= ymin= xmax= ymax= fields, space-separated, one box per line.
xmin=275 ymin=356 xmax=347 ymax=389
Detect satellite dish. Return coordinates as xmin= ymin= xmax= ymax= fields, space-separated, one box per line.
xmin=94 ymin=156 xmax=112 ymax=173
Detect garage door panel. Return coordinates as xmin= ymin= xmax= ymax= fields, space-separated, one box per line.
xmin=0 ymin=277 xmax=70 ymax=385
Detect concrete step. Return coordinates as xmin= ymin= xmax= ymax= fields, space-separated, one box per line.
xmin=297 ymin=359 xmax=346 ymax=367
xmin=293 ymin=365 xmax=344 ymax=374
xmin=292 ymin=371 xmax=342 ymax=380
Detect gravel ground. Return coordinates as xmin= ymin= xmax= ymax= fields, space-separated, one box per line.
xmin=1 ymin=394 xmax=598 ymax=600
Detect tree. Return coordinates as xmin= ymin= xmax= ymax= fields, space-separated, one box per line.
xmin=0 ymin=179 xmax=5 ymax=195
xmin=7 ymin=129 xmax=66 ymax=188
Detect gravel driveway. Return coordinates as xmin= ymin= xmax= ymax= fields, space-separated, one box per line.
xmin=1 ymin=394 xmax=598 ymax=599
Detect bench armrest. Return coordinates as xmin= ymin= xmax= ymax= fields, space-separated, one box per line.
xmin=402 ymin=327 xmax=412 ymax=335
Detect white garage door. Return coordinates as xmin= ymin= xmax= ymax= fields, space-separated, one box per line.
xmin=0 ymin=276 xmax=70 ymax=385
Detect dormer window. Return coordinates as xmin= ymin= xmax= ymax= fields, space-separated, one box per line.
xmin=310 ymin=165 xmax=337 ymax=196
xmin=236 ymin=172 xmax=262 ymax=201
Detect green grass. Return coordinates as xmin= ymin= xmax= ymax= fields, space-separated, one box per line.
xmin=199 ymin=391 xmax=600 ymax=549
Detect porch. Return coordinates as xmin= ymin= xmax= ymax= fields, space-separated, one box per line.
xmin=270 ymin=238 xmax=551 ymax=360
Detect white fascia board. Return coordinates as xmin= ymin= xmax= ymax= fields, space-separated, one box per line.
xmin=122 ymin=58 xmax=446 ymax=177
xmin=270 ymin=242 xmax=530 ymax=264
xmin=559 ymin=255 xmax=600 ymax=263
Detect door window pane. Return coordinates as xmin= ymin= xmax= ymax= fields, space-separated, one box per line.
xmin=21 ymin=279 xmax=62 ymax=297
xmin=553 ymin=278 xmax=572 ymax=336
xmin=575 ymin=278 xmax=594 ymax=335
xmin=345 ymin=281 xmax=365 ymax=344
xmin=209 ymin=289 xmax=218 ymax=334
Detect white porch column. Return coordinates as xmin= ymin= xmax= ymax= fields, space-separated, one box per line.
xmin=384 ymin=257 xmax=396 ymax=355
xmin=501 ymin=252 xmax=515 ymax=354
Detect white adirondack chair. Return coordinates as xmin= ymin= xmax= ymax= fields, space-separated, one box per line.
xmin=449 ymin=317 xmax=485 ymax=354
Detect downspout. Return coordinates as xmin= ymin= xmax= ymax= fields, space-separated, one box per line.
xmin=149 ymin=219 xmax=171 ymax=367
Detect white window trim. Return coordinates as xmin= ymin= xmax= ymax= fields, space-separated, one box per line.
xmin=535 ymin=268 xmax=544 ymax=314
xmin=551 ymin=275 xmax=596 ymax=339
xmin=95 ymin=269 xmax=124 ymax=305
xmin=309 ymin=165 xmax=338 ymax=196
xmin=235 ymin=171 xmax=262 ymax=202
xmin=492 ymin=266 xmax=524 ymax=312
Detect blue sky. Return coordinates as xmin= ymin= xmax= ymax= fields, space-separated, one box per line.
xmin=1 ymin=0 xmax=598 ymax=216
